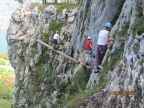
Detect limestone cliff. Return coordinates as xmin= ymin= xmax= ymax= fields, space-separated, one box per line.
xmin=7 ymin=1 xmax=80 ymax=107
xmin=74 ymin=0 xmax=144 ymax=108
xmin=7 ymin=0 xmax=144 ymax=108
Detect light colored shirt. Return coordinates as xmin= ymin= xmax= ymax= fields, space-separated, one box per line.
xmin=97 ymin=30 xmax=109 ymax=45
xmin=53 ymin=33 xmax=60 ymax=41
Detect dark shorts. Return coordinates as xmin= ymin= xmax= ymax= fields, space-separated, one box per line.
xmin=52 ymin=39 xmax=58 ymax=44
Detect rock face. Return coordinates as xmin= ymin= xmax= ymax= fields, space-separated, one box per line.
xmin=7 ymin=2 xmax=79 ymax=107
xmin=74 ymin=0 xmax=144 ymax=108
xmin=72 ymin=0 xmax=124 ymax=56
xmin=43 ymin=5 xmax=56 ymax=22
xmin=7 ymin=0 xmax=144 ymax=108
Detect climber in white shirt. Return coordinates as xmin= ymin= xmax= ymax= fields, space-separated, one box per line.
xmin=52 ymin=30 xmax=60 ymax=50
xmin=94 ymin=22 xmax=114 ymax=73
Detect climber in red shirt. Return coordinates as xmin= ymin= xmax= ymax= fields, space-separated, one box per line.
xmin=85 ymin=36 xmax=94 ymax=65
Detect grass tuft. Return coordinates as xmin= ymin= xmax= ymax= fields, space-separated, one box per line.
xmin=31 ymin=3 xmax=80 ymax=14
xmin=131 ymin=15 xmax=144 ymax=35
xmin=0 ymin=68 xmax=14 ymax=108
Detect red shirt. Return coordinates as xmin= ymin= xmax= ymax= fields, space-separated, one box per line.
xmin=85 ymin=40 xmax=92 ymax=50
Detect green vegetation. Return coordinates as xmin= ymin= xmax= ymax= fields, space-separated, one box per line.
xmin=0 ymin=53 xmax=10 ymax=66
xmin=66 ymin=47 xmax=123 ymax=107
xmin=0 ymin=53 xmax=14 ymax=108
xmin=54 ymin=3 xmax=80 ymax=14
xmin=131 ymin=15 xmax=144 ymax=35
xmin=0 ymin=53 xmax=9 ymax=60
xmin=37 ymin=2 xmax=81 ymax=48
xmin=0 ymin=59 xmax=10 ymax=66
xmin=42 ymin=32 xmax=51 ymax=43
xmin=56 ymin=66 xmax=91 ymax=107
xmin=41 ymin=20 xmax=66 ymax=46
xmin=30 ymin=47 xmax=58 ymax=97
xmin=67 ymin=82 xmax=107 ymax=108
xmin=109 ymin=50 xmax=123 ymax=70
xmin=67 ymin=90 xmax=88 ymax=108
xmin=49 ymin=20 xmax=66 ymax=33
xmin=32 ymin=3 xmax=80 ymax=14
xmin=112 ymin=29 xmax=118 ymax=38
xmin=0 ymin=68 xmax=14 ymax=108
xmin=118 ymin=22 xmax=129 ymax=38
xmin=68 ymin=66 xmax=91 ymax=94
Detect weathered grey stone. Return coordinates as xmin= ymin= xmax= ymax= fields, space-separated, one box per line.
xmin=62 ymin=8 xmax=67 ymax=15
xmin=68 ymin=8 xmax=78 ymax=16
xmin=75 ymin=0 xmax=144 ymax=107
xmin=43 ymin=5 xmax=56 ymax=23
xmin=68 ymin=16 xmax=75 ymax=23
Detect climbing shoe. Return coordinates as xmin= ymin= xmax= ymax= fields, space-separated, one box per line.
xmin=58 ymin=49 xmax=62 ymax=51
xmin=97 ymin=66 xmax=101 ymax=70
xmin=85 ymin=62 xmax=89 ymax=65
xmin=94 ymin=70 xmax=100 ymax=73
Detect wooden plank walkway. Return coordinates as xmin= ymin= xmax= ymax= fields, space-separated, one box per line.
xmin=36 ymin=39 xmax=80 ymax=64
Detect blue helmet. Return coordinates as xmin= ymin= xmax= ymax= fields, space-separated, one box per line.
xmin=105 ymin=22 xmax=112 ymax=28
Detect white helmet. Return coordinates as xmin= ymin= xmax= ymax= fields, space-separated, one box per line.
xmin=88 ymin=36 xmax=91 ymax=39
